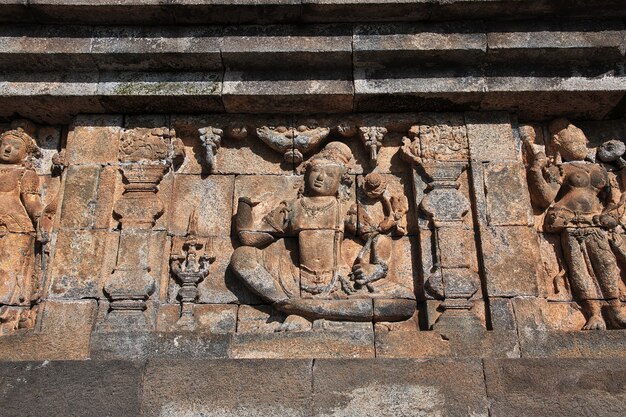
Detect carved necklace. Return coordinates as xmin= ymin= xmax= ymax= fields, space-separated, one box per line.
xmin=300 ymin=197 xmax=335 ymax=217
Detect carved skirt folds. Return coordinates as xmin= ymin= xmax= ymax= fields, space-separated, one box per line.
xmin=0 ymin=233 xmax=36 ymax=306
xmin=560 ymin=227 xmax=621 ymax=301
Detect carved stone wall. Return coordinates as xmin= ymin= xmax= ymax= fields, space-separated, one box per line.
xmin=1 ymin=2 xmax=626 ymax=416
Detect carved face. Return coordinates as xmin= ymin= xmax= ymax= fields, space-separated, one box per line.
xmin=0 ymin=136 xmax=27 ymax=164
xmin=306 ymin=163 xmax=343 ymax=197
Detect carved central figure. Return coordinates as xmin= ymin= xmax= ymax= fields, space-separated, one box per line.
xmin=231 ymin=142 xmax=415 ymax=330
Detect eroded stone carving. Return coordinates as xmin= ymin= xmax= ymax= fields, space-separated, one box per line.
xmin=401 ymin=125 xmax=482 ymax=331
xmin=524 ymin=118 xmax=626 ymax=330
xmin=170 ymin=211 xmax=214 ymax=329
xmin=256 ymin=122 xmax=330 ymax=165
xmin=358 ymin=126 xmax=387 ymax=163
xmin=102 ymin=127 xmax=184 ymax=330
xmin=198 ymin=126 xmax=223 ymax=172
xmin=0 ymin=123 xmax=50 ymax=334
xmin=231 ymin=142 xmax=415 ymax=331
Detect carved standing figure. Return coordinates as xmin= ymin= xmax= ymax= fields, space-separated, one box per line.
xmin=526 ymin=118 xmax=626 ymax=330
xmin=230 ymin=142 xmax=415 ymax=331
xmin=0 ymin=126 xmax=45 ymax=332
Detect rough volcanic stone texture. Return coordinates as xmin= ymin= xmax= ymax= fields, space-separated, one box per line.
xmin=0 ymin=360 xmax=143 ymax=417
xmin=312 ymin=359 xmax=489 ymax=416
xmin=484 ymin=358 xmax=626 ymax=417
xmin=141 ymin=359 xmax=313 ymax=417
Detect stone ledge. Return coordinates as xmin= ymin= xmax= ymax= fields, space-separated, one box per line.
xmin=1 ymin=1 xmax=625 ymax=25
xmin=1 ymin=358 xmax=624 ymax=416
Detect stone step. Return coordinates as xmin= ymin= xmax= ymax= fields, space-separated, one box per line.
xmin=0 ymin=69 xmax=624 ymax=123
xmin=1 ymin=0 xmax=626 ymax=25
xmin=0 ymin=21 xmax=623 ymax=72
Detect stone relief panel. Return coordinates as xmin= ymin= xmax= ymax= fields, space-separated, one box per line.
xmin=0 ymin=120 xmax=61 ymax=334
xmin=31 ymin=112 xmax=626 ymax=343
xmin=523 ymin=118 xmax=626 ymax=330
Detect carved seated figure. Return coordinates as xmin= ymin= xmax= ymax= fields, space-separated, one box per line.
xmin=526 ymin=118 xmax=626 ymax=330
xmin=230 ymin=142 xmax=416 ymax=330
xmin=0 ymin=126 xmax=45 ymax=332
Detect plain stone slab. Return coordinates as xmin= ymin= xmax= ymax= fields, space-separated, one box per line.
xmin=90 ymin=331 xmax=231 ymax=360
xmin=519 ymin=330 xmax=626 ymax=359
xmin=375 ymin=330 xmax=520 ymax=359
xmin=484 ymin=358 xmax=626 ymax=417
xmin=312 ymin=358 xmax=489 ymax=416
xmin=91 ymin=26 xmax=223 ymax=71
xmin=0 ymin=300 xmax=96 ymax=361
xmin=354 ymin=22 xmax=486 ymax=67
xmin=223 ymin=70 xmax=353 ymax=113
xmin=141 ymin=359 xmax=313 ymax=417
xmin=479 ymin=226 xmax=541 ymax=297
xmin=229 ymin=331 xmax=376 ymax=359
xmin=0 ymin=360 xmax=144 ymax=417
xmin=222 ymin=24 xmax=352 ymax=70
xmin=0 ymin=24 xmax=95 ymax=71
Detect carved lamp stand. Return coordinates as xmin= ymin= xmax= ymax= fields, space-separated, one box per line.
xmin=170 ymin=222 xmax=214 ymax=330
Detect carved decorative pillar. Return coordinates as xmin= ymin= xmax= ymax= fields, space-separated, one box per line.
xmin=401 ymin=124 xmax=483 ymax=331
xmin=419 ymin=162 xmax=481 ymax=330
xmin=102 ymin=127 xmax=183 ymax=330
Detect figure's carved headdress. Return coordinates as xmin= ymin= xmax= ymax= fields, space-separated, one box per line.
xmin=0 ymin=127 xmax=42 ymax=160
xmin=306 ymin=141 xmax=353 ymax=169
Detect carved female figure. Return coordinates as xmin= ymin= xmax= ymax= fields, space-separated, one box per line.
xmin=0 ymin=126 xmax=44 ymax=331
xmin=526 ymin=118 xmax=626 ymax=330
xmin=230 ymin=142 xmax=415 ymax=330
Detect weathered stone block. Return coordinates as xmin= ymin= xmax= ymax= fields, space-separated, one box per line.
xmin=0 ymin=24 xmax=95 ymax=71
xmin=483 ymin=162 xmax=533 ymax=226
xmin=0 ymin=360 xmax=143 ymax=416
xmin=141 ymin=359 xmax=312 ymax=417
xmin=354 ymin=22 xmax=487 ymax=67
xmin=490 ymin=297 xmax=517 ymax=331
xmin=0 ymin=299 xmax=96 ymax=361
xmin=480 ymin=226 xmax=541 ymax=297
xmin=222 ymin=24 xmax=352 ymax=70
xmin=90 ymin=332 xmax=230 ymax=360
xmin=58 ymin=164 xmax=100 ymax=229
xmin=375 ymin=330 xmax=519 ymax=359
xmin=223 ymin=70 xmax=354 ymax=113
xmin=168 ymin=174 xmax=234 ymax=237
xmin=312 ymin=359 xmax=489 ymax=417
xmin=48 ymin=229 xmax=119 ymax=299
xmin=229 ymin=331 xmax=375 ymax=359
xmin=466 ymin=112 xmax=518 ymax=162
xmin=66 ymin=114 xmax=123 ymax=165
xmin=91 ymin=26 xmax=223 ymax=71
xmin=92 ymin=165 xmax=118 ymax=229
xmin=484 ymin=358 xmax=626 ymax=416
xmin=513 ymin=298 xmax=586 ymax=332
xmin=236 ymin=305 xmax=286 ymax=334
xmin=519 ymin=330 xmax=626 ymax=359
xmin=156 ymin=304 xmax=237 ymax=333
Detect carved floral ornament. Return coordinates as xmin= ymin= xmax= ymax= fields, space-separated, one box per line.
xmin=196 ymin=120 xmax=390 ymax=170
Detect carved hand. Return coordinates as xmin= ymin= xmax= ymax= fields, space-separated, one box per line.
xmin=352 ymin=263 xmax=386 ymax=285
